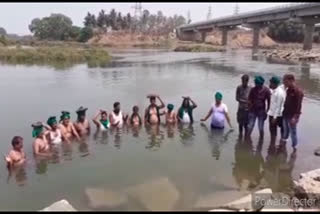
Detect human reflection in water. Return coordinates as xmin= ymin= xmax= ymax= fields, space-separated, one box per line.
xmin=78 ymin=137 xmax=90 ymax=158
xmin=7 ymin=165 xmax=27 ymax=186
xmin=200 ymin=123 xmax=233 ymax=160
xmin=35 ymin=157 xmax=48 ymax=175
xmin=178 ymin=123 xmax=195 ymax=146
xmin=232 ymin=138 xmax=264 ymax=191
xmin=110 ymin=127 xmax=123 ymax=149
xmin=61 ymin=142 xmax=73 ymax=161
xmin=166 ymin=123 xmax=176 ymax=139
xmin=93 ymin=129 xmax=109 ymax=144
xmin=145 ymin=124 xmax=164 ymax=151
xmin=263 ymin=140 xmax=297 ymax=193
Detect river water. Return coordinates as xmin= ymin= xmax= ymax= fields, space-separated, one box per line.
xmin=0 ymin=48 xmax=320 ymax=211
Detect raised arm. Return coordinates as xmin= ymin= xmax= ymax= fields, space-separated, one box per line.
xmin=156 ymin=95 xmax=165 ymax=109
xmin=201 ymin=108 xmax=213 ymax=122
xmin=188 ymin=97 xmax=198 ymax=109
xmin=92 ymin=111 xmax=101 ymax=127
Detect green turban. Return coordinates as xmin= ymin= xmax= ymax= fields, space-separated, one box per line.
xmin=215 ymin=92 xmax=223 ymax=100
xmin=255 ymin=76 xmax=265 ymax=86
xmin=270 ymin=76 xmax=280 ymax=86
xmin=60 ymin=111 xmax=71 ymax=121
xmin=32 ymin=122 xmax=43 ymax=138
xmin=47 ymin=116 xmax=57 ymax=127
xmin=167 ymin=104 xmax=174 ymax=111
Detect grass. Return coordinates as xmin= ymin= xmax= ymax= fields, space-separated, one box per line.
xmin=174 ymin=44 xmax=226 ymax=52
xmin=0 ymin=45 xmax=111 ymax=68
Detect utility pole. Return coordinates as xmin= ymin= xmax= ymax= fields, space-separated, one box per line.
xmin=187 ymin=10 xmax=191 ymax=24
xmin=132 ymin=2 xmax=142 ymax=19
xmin=207 ymin=5 xmax=212 ymax=20
xmin=234 ymin=3 xmax=239 ymax=15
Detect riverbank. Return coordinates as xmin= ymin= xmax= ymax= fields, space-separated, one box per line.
xmin=0 ymin=45 xmax=111 ymax=68
xmin=262 ymin=45 xmax=320 ymax=64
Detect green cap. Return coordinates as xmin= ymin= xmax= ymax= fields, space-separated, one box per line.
xmin=215 ymin=92 xmax=223 ymax=100
xmin=167 ymin=104 xmax=174 ymax=110
xmin=270 ymin=76 xmax=280 ymax=86
xmin=254 ymin=75 xmax=265 ymax=86
xmin=60 ymin=111 xmax=71 ymax=121
xmin=47 ymin=116 xmax=57 ymax=126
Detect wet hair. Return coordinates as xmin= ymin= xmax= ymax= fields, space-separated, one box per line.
xmin=242 ymin=74 xmax=249 ymax=81
xmin=283 ymin=74 xmax=295 ymax=81
xmin=133 ymin=105 xmax=139 ymax=112
xmin=182 ymin=98 xmax=190 ymax=108
xmin=101 ymin=111 xmax=107 ymax=116
xmin=149 ymin=96 xmax=156 ymax=102
xmin=113 ymin=102 xmax=120 ymax=108
xmin=11 ymin=136 xmax=23 ymax=147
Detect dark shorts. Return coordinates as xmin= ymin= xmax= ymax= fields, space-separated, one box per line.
xmin=237 ymin=109 xmax=249 ymax=125
xmin=211 ymin=124 xmax=224 ymax=129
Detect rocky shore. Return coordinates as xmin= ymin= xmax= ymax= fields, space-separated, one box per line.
xmin=41 ymin=169 xmax=320 ymax=212
xmin=262 ymin=48 xmax=320 ymax=64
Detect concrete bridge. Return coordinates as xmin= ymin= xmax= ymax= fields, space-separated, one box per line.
xmin=176 ymin=3 xmax=320 ymax=50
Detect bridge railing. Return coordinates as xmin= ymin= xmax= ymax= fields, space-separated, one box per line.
xmin=179 ymin=2 xmax=316 ymax=29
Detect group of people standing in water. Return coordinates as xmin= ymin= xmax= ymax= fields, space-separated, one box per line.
xmin=4 ymin=72 xmax=303 ymax=171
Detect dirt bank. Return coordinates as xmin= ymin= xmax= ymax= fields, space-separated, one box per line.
xmin=205 ymin=28 xmax=277 ymax=49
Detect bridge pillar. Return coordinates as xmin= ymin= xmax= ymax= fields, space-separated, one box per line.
xmin=221 ymin=28 xmax=228 ymax=46
xmin=303 ymin=23 xmax=315 ymax=50
xmin=252 ymin=25 xmax=260 ymax=50
xmin=201 ymin=31 xmax=207 ymax=43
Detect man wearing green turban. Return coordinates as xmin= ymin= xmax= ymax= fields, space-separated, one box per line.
xmin=74 ymin=106 xmax=91 ymax=137
xmin=165 ymin=103 xmax=177 ymax=125
xmin=201 ymin=92 xmax=233 ymax=130
xmin=45 ymin=116 xmax=63 ymax=145
xmin=268 ymin=76 xmax=286 ymax=140
xmin=32 ymin=122 xmax=51 ymax=157
xmin=59 ymin=111 xmax=80 ymax=142
xmin=247 ymin=75 xmax=271 ymax=139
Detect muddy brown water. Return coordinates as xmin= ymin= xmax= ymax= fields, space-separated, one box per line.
xmin=0 ymin=48 xmax=319 ymax=211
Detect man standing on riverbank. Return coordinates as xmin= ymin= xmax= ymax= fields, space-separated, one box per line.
xmin=236 ymin=74 xmax=252 ymax=138
xmin=267 ymin=76 xmax=286 ymax=141
xmin=247 ymin=76 xmax=271 ymax=139
xmin=281 ymin=74 xmax=304 ymax=152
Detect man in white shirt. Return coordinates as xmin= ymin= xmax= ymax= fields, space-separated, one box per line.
xmin=268 ymin=76 xmax=286 ymax=140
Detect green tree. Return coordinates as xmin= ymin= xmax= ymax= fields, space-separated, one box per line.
xmin=29 ymin=14 xmax=74 ymax=40
xmin=0 ymin=27 xmax=6 ymax=36
xmin=267 ymin=20 xmax=304 ymax=43
xmin=97 ymin=9 xmax=106 ymax=28
xmin=84 ymin=12 xmax=96 ymax=28
xmin=69 ymin=26 xmax=81 ymax=40
xmin=109 ymin=9 xmax=117 ymax=30
xmin=78 ymin=27 xmax=93 ymax=42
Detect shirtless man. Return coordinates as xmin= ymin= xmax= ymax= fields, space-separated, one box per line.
xmin=144 ymin=94 xmax=165 ymax=125
xmin=44 ymin=116 xmax=70 ymax=144
xmin=5 ymin=136 xmax=26 ymax=169
xmin=59 ymin=111 xmax=81 ymax=141
xmin=109 ymin=102 xmax=128 ymax=128
xmin=164 ymin=104 xmax=177 ymax=125
xmin=129 ymin=105 xmax=143 ymax=126
xmin=92 ymin=109 xmax=110 ymax=131
xmin=74 ymin=106 xmax=91 ymax=137
xmin=32 ymin=122 xmax=52 ymax=158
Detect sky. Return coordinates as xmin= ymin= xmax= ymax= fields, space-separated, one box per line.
xmin=0 ymin=2 xmax=289 ymax=36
